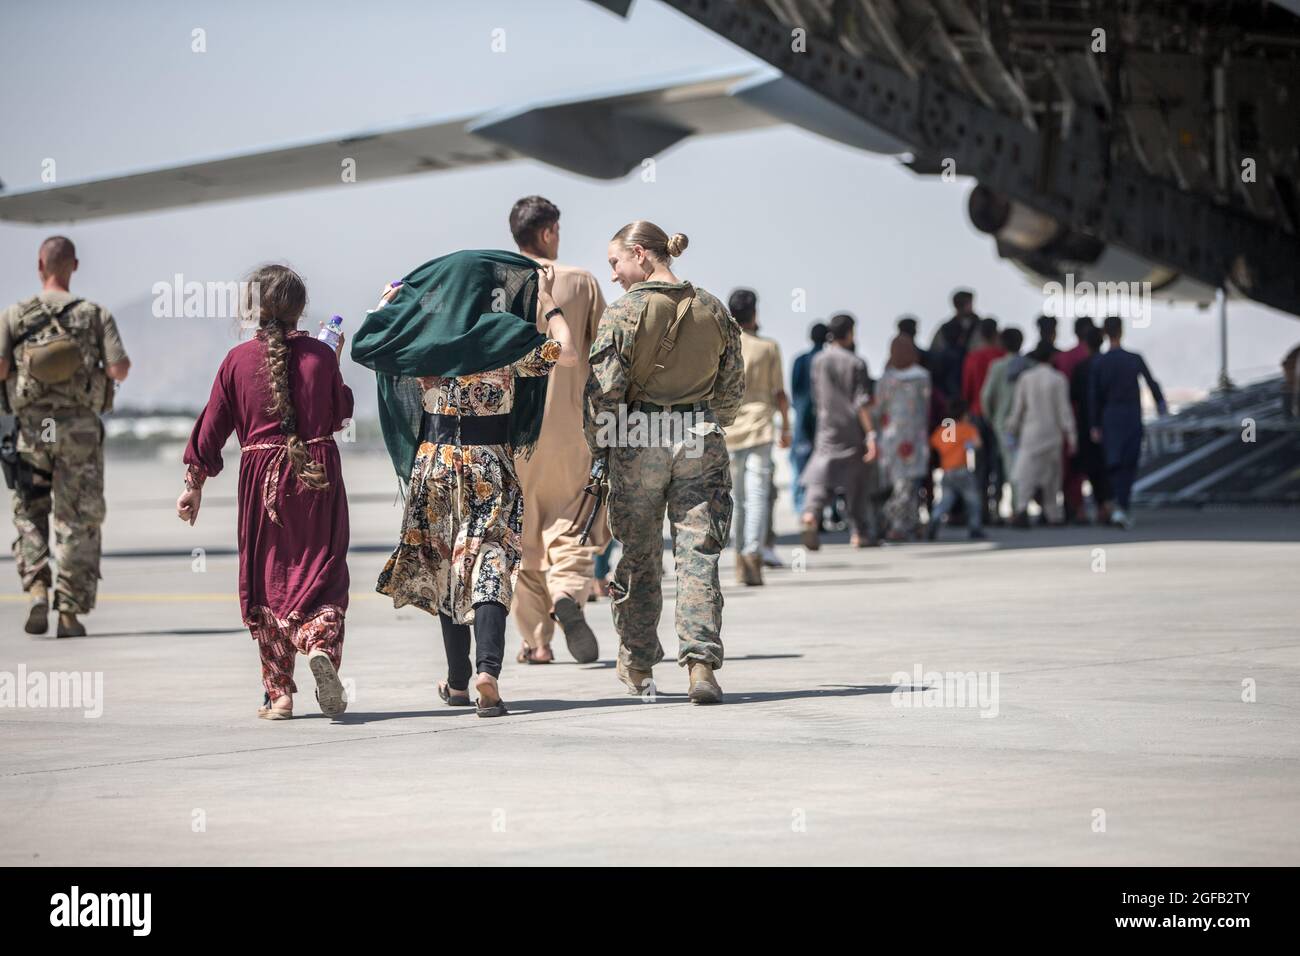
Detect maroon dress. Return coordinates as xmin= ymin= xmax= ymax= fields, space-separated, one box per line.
xmin=184 ymin=331 xmax=353 ymax=628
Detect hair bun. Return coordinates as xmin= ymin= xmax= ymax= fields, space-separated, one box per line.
xmin=666 ymin=233 xmax=689 ymax=258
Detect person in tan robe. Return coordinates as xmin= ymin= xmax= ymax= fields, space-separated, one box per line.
xmin=508 ymin=196 xmax=610 ymax=663
xmin=1005 ymin=344 xmax=1077 ymax=525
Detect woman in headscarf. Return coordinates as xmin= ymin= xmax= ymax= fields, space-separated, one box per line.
xmin=353 ymin=251 xmax=578 ymax=717
xmin=873 ymin=335 xmax=932 ymax=541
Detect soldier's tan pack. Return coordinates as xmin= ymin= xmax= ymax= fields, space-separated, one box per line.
xmin=7 ymin=296 xmax=114 ymax=414
xmin=627 ymin=283 xmax=728 ymax=407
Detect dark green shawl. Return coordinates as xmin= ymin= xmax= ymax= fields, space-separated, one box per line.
xmin=351 ymin=249 xmax=549 ymax=479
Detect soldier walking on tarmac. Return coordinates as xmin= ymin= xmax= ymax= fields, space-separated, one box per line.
xmin=0 ymin=237 xmax=131 ymax=637
xmin=583 ymin=221 xmax=744 ymax=704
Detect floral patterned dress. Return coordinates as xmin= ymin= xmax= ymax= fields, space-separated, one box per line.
xmin=377 ymin=339 xmax=561 ymax=623
xmin=874 ymin=365 xmax=932 ymax=535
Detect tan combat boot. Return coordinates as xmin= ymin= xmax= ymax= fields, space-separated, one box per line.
xmin=739 ymin=552 xmax=764 ymax=586
xmin=687 ymin=661 xmax=723 ymax=704
xmin=25 ymin=582 xmax=49 ymax=635
xmin=57 ymin=610 xmax=86 ymax=638
xmin=616 ymin=658 xmax=653 ymax=696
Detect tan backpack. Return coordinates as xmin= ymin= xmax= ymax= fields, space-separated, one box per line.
xmin=9 ymin=297 xmax=113 ymax=413
xmin=22 ymin=303 xmax=83 ymax=384
xmin=626 ymin=284 xmax=696 ymax=403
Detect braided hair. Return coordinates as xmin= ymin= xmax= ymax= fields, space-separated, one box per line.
xmin=243 ymin=264 xmax=329 ymax=492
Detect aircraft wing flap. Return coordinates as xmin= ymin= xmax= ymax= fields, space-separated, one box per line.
xmin=466 ymin=69 xmax=780 ymax=179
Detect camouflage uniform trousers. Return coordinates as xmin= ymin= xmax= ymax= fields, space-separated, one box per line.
xmin=606 ymin=428 xmax=733 ymax=672
xmin=10 ymin=407 xmax=105 ymax=614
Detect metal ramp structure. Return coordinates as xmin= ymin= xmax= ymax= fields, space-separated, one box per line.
xmin=1134 ymin=376 xmax=1300 ymax=506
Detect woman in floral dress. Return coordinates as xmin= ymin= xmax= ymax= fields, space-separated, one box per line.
xmin=366 ymin=258 xmax=578 ymax=716
xmin=874 ymin=335 xmax=932 ymax=541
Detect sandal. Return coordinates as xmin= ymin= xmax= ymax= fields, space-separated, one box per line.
xmin=474 ymin=676 xmax=508 ymax=718
xmin=515 ymin=644 xmax=553 ymax=665
xmin=257 ymin=692 xmax=293 ymax=720
xmin=308 ymin=649 xmax=347 ymax=718
xmin=437 ymin=680 xmax=473 ymax=707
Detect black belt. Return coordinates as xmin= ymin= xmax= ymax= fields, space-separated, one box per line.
xmin=630 ymin=401 xmax=710 ymax=414
xmin=422 ymin=412 xmax=510 ymax=446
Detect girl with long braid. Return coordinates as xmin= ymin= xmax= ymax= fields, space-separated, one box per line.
xmin=177 ymin=265 xmax=354 ymax=720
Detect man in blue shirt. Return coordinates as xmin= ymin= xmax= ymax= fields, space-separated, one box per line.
xmin=1089 ymin=315 xmax=1167 ymax=529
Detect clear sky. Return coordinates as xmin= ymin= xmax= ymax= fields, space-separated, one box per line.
xmin=2 ymin=0 xmax=1296 ymax=417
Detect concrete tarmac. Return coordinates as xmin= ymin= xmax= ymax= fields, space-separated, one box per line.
xmin=1 ymin=449 xmax=1297 ymax=865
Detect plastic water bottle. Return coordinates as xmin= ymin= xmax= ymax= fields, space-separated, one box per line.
xmin=318 ymin=314 xmax=343 ymax=350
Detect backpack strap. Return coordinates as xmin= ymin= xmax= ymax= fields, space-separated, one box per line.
xmin=627 ymin=283 xmax=695 ymax=402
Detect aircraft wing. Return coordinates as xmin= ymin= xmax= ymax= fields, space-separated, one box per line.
xmin=0 ymin=118 xmax=511 ymax=224
xmin=0 ymin=68 xmax=793 ymax=224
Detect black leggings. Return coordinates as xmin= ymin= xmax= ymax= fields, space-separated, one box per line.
xmin=440 ymin=601 xmax=507 ymax=689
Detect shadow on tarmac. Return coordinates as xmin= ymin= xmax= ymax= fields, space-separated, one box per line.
xmin=471 ymin=681 xmax=904 ymax=715
xmin=29 ymin=627 xmax=248 ymax=639
xmin=725 ymin=575 xmax=912 ymax=590
xmin=773 ymin=508 xmax=1300 ymax=553
xmin=581 ymin=653 xmax=804 ymax=669
xmin=324 ymin=682 xmax=903 ymax=723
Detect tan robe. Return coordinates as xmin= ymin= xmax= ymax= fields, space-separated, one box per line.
xmin=512 ymin=257 xmax=610 ymax=648
xmin=1006 ymin=362 xmax=1076 ymax=522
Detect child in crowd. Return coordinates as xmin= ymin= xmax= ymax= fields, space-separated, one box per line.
xmin=927 ymin=398 xmax=985 ymax=540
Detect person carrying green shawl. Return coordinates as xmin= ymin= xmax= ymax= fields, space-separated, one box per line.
xmin=352 ymin=249 xmax=578 ymax=717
